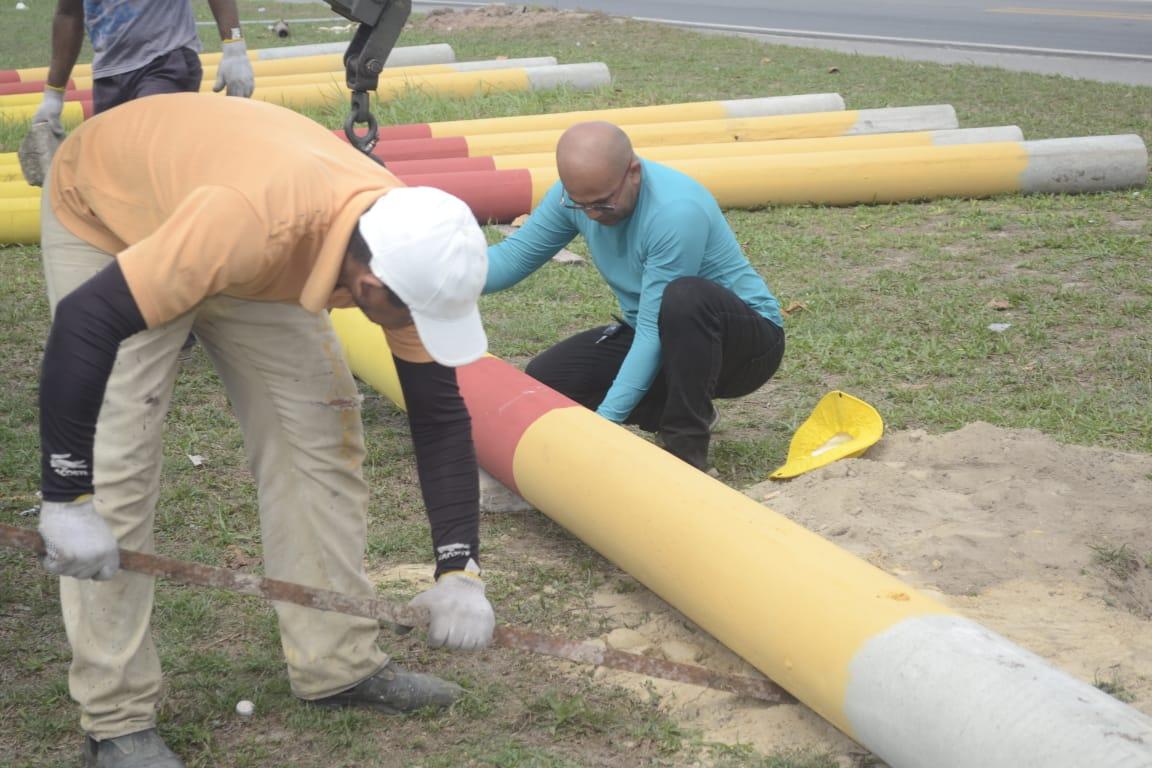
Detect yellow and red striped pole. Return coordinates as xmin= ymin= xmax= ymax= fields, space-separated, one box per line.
xmin=363 ymin=93 xmax=847 ymax=142
xmin=365 ymin=105 xmax=958 ymax=163
xmin=379 ymin=126 xmax=1024 ymax=176
xmin=329 ymin=307 xmax=1152 ymax=768
xmin=0 ymin=63 xmax=611 ymax=125
xmin=0 ymin=57 xmax=560 ymax=108
xmin=0 ymin=42 xmax=452 ymax=84
xmin=394 ymin=134 xmax=1149 ymax=222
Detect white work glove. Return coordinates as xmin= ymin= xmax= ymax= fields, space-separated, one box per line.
xmin=37 ymin=497 xmax=120 ymax=580
xmin=408 ymin=559 xmax=495 ymax=651
xmin=31 ymin=86 xmax=65 ymax=136
xmin=213 ymin=39 xmax=255 ymax=97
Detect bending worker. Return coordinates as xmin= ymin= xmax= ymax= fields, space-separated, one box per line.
xmin=36 ymin=93 xmax=494 ymax=768
xmin=485 ymin=121 xmax=786 ymax=470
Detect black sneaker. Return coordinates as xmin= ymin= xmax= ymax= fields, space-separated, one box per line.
xmin=308 ymin=662 xmax=463 ymax=714
xmin=81 ymin=729 xmax=184 ymax=768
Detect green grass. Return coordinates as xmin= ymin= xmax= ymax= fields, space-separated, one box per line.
xmin=1095 ymin=668 xmax=1138 ymax=704
xmin=1 ymin=2 xmax=1151 ymax=766
xmin=1090 ymin=542 xmax=1144 ymax=582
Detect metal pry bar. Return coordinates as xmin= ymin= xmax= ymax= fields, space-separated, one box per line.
xmin=1 ymin=522 xmax=793 ymax=704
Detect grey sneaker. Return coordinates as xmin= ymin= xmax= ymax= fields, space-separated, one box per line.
xmin=81 ymin=729 xmax=184 ymax=768
xmin=309 ymin=661 xmax=463 ymax=714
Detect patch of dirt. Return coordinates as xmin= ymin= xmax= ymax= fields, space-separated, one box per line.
xmin=411 ymin=6 xmax=601 ymax=34
xmin=464 ymin=423 xmax=1152 ymax=765
xmin=750 ymin=422 xmax=1152 ymax=616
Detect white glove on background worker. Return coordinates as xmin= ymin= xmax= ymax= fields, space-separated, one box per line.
xmin=19 ymin=87 xmax=66 ymax=186
xmin=17 ymin=85 xmax=65 ymax=186
xmin=31 ymin=85 xmax=66 ymax=136
xmin=409 ymin=558 xmax=495 ymax=650
xmin=37 ymin=497 xmax=120 ymax=580
xmin=213 ymin=37 xmax=255 ymax=97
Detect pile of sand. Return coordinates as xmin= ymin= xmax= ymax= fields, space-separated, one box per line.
xmin=585 ymin=424 xmax=1152 ymax=763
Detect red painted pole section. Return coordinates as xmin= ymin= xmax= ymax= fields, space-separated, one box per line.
xmin=382 ymin=157 xmax=498 ymax=175
xmin=370 ymin=136 xmax=472 ymax=162
xmin=331 ymin=124 xmax=435 ymax=143
xmin=0 ymin=78 xmax=75 ymax=96
xmin=375 ymin=124 xmax=436 ymax=142
xmin=455 ymin=357 xmax=576 ymax=493
xmin=396 ymin=169 xmax=534 ymax=224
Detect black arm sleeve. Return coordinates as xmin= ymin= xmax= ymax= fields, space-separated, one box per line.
xmin=393 ymin=356 xmax=480 ymax=578
xmin=40 ymin=260 xmax=147 ymax=501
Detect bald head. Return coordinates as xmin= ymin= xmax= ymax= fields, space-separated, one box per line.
xmin=554 ymin=122 xmax=640 ymax=222
xmin=556 ymin=121 xmax=634 ymax=192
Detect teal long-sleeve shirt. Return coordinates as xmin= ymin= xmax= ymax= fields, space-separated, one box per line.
xmin=485 ymin=159 xmax=783 ymax=422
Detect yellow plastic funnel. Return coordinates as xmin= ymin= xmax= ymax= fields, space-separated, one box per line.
xmin=770 ymin=390 xmax=883 ymax=479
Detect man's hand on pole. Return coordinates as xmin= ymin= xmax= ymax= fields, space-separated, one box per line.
xmin=408 ymin=558 xmax=495 ymax=650
xmin=213 ymin=38 xmax=255 ymax=97
xmin=37 ymin=497 xmax=120 ymax=580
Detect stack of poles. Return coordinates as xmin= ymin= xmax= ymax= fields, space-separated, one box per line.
xmin=0 ymin=45 xmax=611 ymax=126
xmin=0 ymin=56 xmax=564 ymax=105
xmin=0 ymin=42 xmax=455 ymax=122
xmin=0 ymin=40 xmax=452 ymax=89
xmin=2 ymin=94 xmax=1146 ymax=243
xmin=0 ymin=93 xmax=848 ymax=243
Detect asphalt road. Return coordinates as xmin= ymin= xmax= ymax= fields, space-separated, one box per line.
xmin=530 ymin=0 xmax=1152 ymax=58
xmin=411 ymin=0 xmax=1152 ymax=84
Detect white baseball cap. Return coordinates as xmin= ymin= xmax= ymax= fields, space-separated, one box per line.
xmin=358 ymin=187 xmax=489 ymax=367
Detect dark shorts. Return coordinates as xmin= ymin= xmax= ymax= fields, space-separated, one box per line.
xmin=91 ymin=47 xmax=203 ymax=114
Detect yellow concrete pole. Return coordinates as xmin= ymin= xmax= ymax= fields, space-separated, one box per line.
xmin=488 ymin=126 xmax=1023 ymax=169
xmin=452 ymin=106 xmax=958 ymax=158
xmin=329 ymin=308 xmax=1152 ymax=768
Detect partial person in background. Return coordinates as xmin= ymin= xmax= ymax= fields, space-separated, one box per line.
xmin=484 ymin=121 xmax=785 ymax=471
xmin=35 ymin=0 xmax=254 ymax=124
xmin=20 ymin=0 xmax=257 ymax=361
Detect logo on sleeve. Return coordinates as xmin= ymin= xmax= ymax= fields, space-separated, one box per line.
xmin=50 ymin=453 xmax=90 ymax=478
xmin=435 ymin=543 xmax=472 ymax=562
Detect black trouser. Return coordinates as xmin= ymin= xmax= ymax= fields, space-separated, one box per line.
xmin=525 ymin=277 xmax=785 ymax=469
xmin=92 ymin=47 xmax=203 ymax=114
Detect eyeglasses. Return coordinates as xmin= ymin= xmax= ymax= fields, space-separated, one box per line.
xmin=560 ymin=165 xmax=631 ymax=212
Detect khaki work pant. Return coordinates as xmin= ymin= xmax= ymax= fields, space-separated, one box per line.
xmin=41 ymin=195 xmax=387 ymax=740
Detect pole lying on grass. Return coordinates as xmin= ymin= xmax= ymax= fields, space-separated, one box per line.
xmin=379 ymin=126 xmax=1025 ymax=176
xmin=389 ymin=133 xmax=1149 ymax=223
xmin=0 ymin=63 xmax=612 ymax=125
xmin=0 ymin=42 xmax=454 ymax=85
xmin=328 ymin=308 xmax=1152 ymax=768
xmin=365 ymin=105 xmax=961 ymax=163
xmin=0 ymin=523 xmax=791 ymax=704
xmin=0 ymin=58 xmax=562 ymax=108
xmin=359 ymin=93 xmax=849 ymax=142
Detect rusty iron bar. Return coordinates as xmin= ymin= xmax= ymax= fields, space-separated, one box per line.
xmin=1 ymin=522 xmax=793 ymax=704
